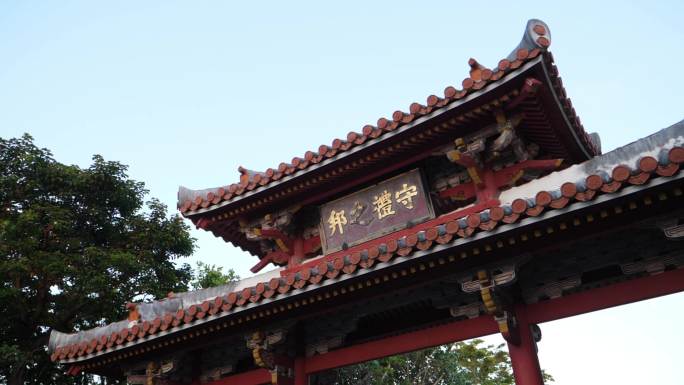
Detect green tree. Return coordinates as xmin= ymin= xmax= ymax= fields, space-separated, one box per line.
xmin=314 ymin=339 xmax=553 ymax=385
xmin=190 ymin=261 xmax=240 ymax=290
xmin=0 ymin=134 xmax=195 ymax=385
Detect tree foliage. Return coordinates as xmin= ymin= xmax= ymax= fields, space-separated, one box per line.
xmin=190 ymin=261 xmax=239 ymax=290
xmin=0 ymin=134 xmax=196 ymax=385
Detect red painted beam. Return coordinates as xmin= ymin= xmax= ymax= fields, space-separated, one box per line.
xmin=207 ymin=270 xmax=684 ymax=382
xmin=492 ymin=158 xmax=563 ymax=188
xmin=207 ymin=368 xmax=271 ymax=385
xmin=305 ymin=315 xmax=499 ymax=374
xmin=527 ymin=268 xmax=684 ymax=324
xmin=303 ymin=268 xmax=684 ymax=375
xmin=250 ymin=253 xmax=275 ymax=273
xmin=303 ymin=235 xmax=321 ymax=255
xmin=438 ymin=182 xmax=476 ymax=200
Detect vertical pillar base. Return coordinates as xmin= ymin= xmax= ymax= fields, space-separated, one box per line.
xmin=294 ymin=357 xmax=307 ymax=385
xmin=507 ymin=305 xmax=544 ymax=385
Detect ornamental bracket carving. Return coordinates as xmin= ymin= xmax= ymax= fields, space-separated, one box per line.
xmin=461 ymin=266 xmax=521 ymax=345
xmin=246 ymin=330 xmax=294 ymax=385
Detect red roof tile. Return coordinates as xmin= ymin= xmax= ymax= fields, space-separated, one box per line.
xmin=177 ymin=19 xmax=598 ymax=216
xmin=55 ymin=146 xmax=684 ymax=362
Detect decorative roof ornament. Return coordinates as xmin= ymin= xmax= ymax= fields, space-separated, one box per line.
xmin=176 ymin=18 xmax=597 ymax=223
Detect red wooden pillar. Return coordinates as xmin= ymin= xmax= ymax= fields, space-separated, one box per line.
xmin=294 ymin=357 xmax=307 ymax=385
xmin=289 ymin=238 xmax=305 ymax=268
xmin=507 ymin=305 xmax=544 ymax=385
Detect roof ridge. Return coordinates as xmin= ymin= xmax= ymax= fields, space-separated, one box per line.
xmin=178 ymin=19 xmax=556 ymax=215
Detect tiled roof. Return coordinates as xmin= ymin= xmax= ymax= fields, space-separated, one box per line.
xmin=177 ymin=19 xmax=598 ymax=216
xmin=51 ymin=137 xmax=684 ymax=362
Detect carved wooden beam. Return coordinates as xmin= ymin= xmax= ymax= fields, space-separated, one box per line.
xmin=245 ymin=330 xmax=294 ymax=385
xmin=441 ymin=109 xmax=563 ymax=208
xmin=461 ymin=268 xmax=521 ymax=345
xmin=439 ymin=159 xmax=563 ymax=203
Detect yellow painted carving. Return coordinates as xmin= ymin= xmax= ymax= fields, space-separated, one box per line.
xmin=395 ymin=183 xmax=418 ymax=209
xmin=446 ymin=149 xmax=462 ymax=162
xmin=497 ymin=319 xmax=509 ymax=334
xmin=250 ymin=332 xmax=267 ymax=368
xmin=372 ymin=190 xmax=396 ymax=219
xmin=510 ymin=170 xmax=525 ymax=185
xmin=467 ymin=167 xmax=482 ymax=185
xmin=478 ymin=270 xmax=499 ymax=314
xmin=481 ymin=287 xmax=498 ymax=314
xmin=275 ymin=238 xmax=289 ymax=253
xmin=327 ymin=210 xmax=348 ymax=236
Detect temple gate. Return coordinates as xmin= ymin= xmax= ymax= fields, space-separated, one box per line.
xmin=49 ymin=19 xmax=684 ymax=385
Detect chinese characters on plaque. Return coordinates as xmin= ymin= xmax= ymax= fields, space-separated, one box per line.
xmin=319 ymin=169 xmax=435 ymax=254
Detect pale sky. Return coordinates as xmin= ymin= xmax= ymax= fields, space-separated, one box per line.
xmin=2 ymin=1 xmax=683 ymax=384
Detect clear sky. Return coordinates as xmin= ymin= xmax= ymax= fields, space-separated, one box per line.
xmin=1 ymin=1 xmax=682 ymax=384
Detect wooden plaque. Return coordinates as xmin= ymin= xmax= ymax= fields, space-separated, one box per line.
xmin=319 ymin=168 xmax=435 ymax=254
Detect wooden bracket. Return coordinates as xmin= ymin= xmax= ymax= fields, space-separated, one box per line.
xmin=495 ymin=310 xmax=521 ymax=346
xmin=245 ymin=219 xmax=322 ymax=272
xmin=439 ymin=159 xmax=563 ymax=202
xmin=246 ymin=330 xmax=294 ymax=384
xmin=441 ymin=109 xmax=563 ymax=208
xmin=269 ymin=357 xmax=295 ymax=385
xmin=476 ymin=270 xmax=521 ymax=345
